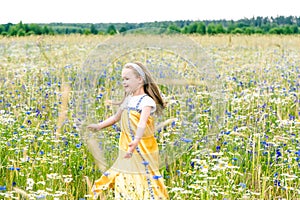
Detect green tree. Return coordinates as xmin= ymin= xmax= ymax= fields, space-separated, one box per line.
xmin=4 ymin=23 xmax=13 ymax=32
xmin=42 ymin=26 xmax=50 ymax=35
xmin=196 ymin=22 xmax=206 ymax=35
xmin=26 ymin=31 xmax=35 ymax=36
xmin=283 ymin=25 xmax=293 ymax=34
xmin=182 ymin=26 xmax=188 ymax=34
xmin=8 ymin=26 xmax=18 ymax=36
xmin=227 ymin=22 xmax=236 ymax=33
xmin=24 ymin=24 xmax=30 ymax=33
xmin=15 ymin=21 xmax=25 ymax=32
xmin=29 ymin=24 xmax=43 ymax=35
xmin=244 ymin=27 xmax=256 ymax=35
xmin=106 ymin=25 xmax=117 ymax=35
xmin=17 ymin=28 xmax=26 ymax=36
xmin=207 ymin=23 xmax=217 ymax=35
xmin=215 ymin=23 xmax=225 ymax=34
xmin=167 ymin=24 xmax=181 ymax=34
xmin=254 ymin=28 xmax=264 ymax=34
xmin=261 ymin=24 xmax=271 ymax=32
xmin=269 ymin=27 xmax=284 ymax=34
xmin=119 ymin=27 xmax=127 ymax=33
xmin=231 ymin=28 xmax=244 ymax=34
xmin=83 ymin=29 xmax=91 ymax=35
xmin=187 ymin=22 xmax=198 ymax=34
xmin=290 ymin=25 xmax=299 ymax=33
xmin=0 ymin=25 xmax=5 ymax=34
xmin=90 ymin=24 xmax=98 ymax=34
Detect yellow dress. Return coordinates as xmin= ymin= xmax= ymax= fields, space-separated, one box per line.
xmin=92 ymin=95 xmax=169 ymax=200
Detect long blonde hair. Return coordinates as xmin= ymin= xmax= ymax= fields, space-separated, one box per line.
xmin=119 ymin=61 xmax=166 ymax=115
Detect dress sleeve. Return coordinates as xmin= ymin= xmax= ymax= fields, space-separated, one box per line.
xmin=140 ymin=96 xmax=156 ymax=113
xmin=120 ymin=96 xmax=130 ymax=110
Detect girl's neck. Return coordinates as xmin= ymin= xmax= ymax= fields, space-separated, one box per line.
xmin=132 ymin=87 xmax=145 ymax=96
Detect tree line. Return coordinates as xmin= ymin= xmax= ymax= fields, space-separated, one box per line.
xmin=1 ymin=16 xmax=299 ymax=36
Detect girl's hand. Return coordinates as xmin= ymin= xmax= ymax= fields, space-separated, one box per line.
xmin=87 ymin=124 xmax=100 ymax=131
xmin=124 ymin=139 xmax=140 ymax=158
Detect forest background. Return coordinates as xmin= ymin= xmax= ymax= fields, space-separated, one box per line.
xmin=1 ymin=15 xmax=300 ymax=36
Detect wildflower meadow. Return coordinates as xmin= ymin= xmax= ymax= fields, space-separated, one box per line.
xmin=0 ymin=34 xmax=299 ymax=199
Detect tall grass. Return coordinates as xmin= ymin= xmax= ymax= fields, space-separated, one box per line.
xmin=0 ymin=34 xmax=299 ymax=199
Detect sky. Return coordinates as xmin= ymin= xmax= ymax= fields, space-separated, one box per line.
xmin=1 ymin=0 xmax=299 ymax=24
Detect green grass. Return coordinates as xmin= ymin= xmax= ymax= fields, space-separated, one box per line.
xmin=0 ymin=34 xmax=299 ymax=199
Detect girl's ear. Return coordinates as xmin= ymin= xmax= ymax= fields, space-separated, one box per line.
xmin=138 ymin=76 xmax=144 ymax=84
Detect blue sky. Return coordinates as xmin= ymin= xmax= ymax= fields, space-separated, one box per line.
xmin=2 ymin=0 xmax=299 ymax=24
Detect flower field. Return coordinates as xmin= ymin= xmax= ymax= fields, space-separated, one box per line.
xmin=0 ymin=34 xmax=299 ymax=199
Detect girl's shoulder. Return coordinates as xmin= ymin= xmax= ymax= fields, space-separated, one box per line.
xmin=142 ymin=95 xmax=155 ymax=105
xmin=125 ymin=94 xmax=156 ymax=113
xmin=128 ymin=94 xmax=153 ymax=105
xmin=130 ymin=94 xmax=155 ymax=104
xmin=139 ymin=95 xmax=156 ymax=113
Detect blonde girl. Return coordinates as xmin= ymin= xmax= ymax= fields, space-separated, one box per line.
xmin=87 ymin=62 xmax=169 ymax=199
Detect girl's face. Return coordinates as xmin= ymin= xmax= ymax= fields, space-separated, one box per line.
xmin=121 ymin=68 xmax=143 ymax=94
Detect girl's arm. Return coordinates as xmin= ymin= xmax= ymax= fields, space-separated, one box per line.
xmin=124 ymin=106 xmax=151 ymax=158
xmin=87 ymin=108 xmax=123 ymax=131
xmin=136 ymin=106 xmax=152 ymax=130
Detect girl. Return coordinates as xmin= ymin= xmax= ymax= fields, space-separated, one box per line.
xmin=87 ymin=62 xmax=169 ymax=199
